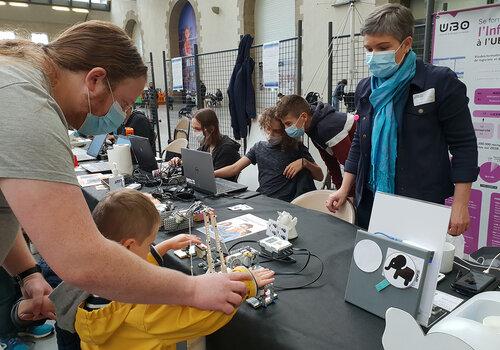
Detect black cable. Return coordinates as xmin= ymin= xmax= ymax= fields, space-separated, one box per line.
xmin=273 ymin=253 xmax=324 ymax=291
xmin=227 ymin=239 xmax=259 ymax=252
xmin=268 ymin=249 xmax=311 ymax=276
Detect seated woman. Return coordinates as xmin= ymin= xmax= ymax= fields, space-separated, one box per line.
xmin=215 ymin=107 xmax=323 ymax=202
xmin=170 ymin=108 xmax=241 ymax=181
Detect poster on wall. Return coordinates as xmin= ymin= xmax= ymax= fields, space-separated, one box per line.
xmin=178 ymin=2 xmax=197 ymax=93
xmin=263 ymin=41 xmax=280 ymax=89
xmin=172 ymin=57 xmax=183 ymax=91
xmin=432 ymin=4 xmax=500 ymax=253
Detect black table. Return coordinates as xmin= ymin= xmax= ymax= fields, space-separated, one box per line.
xmin=83 ymin=185 xmax=386 ymax=349
xmin=81 ymin=185 xmax=500 ymax=350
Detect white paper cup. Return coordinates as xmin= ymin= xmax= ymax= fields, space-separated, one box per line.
xmin=440 ymin=242 xmax=455 ymax=274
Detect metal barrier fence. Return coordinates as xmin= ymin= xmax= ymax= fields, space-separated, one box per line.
xmin=160 ymin=37 xmax=300 ymax=151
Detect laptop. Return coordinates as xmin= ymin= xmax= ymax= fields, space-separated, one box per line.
xmin=81 ymin=161 xmax=112 ymax=174
xmin=181 ymin=148 xmax=247 ymax=195
xmin=72 ymin=134 xmax=107 ymax=162
xmin=129 ymin=136 xmax=158 ymax=172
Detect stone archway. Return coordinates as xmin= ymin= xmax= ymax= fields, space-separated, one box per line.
xmin=166 ymin=0 xmax=202 ymax=58
xmin=123 ymin=10 xmax=144 ymax=57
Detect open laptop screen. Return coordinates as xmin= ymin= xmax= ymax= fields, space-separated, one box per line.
xmin=130 ymin=135 xmax=158 ymax=172
xmin=86 ymin=134 xmax=107 ymax=158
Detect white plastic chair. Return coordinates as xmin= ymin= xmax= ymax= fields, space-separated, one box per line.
xmin=162 ymin=138 xmax=188 ymax=161
xmin=291 ymin=189 xmax=356 ymax=224
xmin=164 ymin=138 xmax=188 ymax=154
xmin=383 ymin=308 xmax=473 ymax=350
xmin=174 ymin=117 xmax=190 ymax=140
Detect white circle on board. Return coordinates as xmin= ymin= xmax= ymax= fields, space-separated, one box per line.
xmin=383 ymin=252 xmax=417 ymax=289
xmin=353 ymin=239 xmax=383 ymax=273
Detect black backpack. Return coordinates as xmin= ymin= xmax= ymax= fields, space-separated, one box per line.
xmin=305 ymin=91 xmax=321 ymax=106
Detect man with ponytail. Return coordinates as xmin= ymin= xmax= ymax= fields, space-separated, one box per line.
xmin=0 ymin=21 xmax=249 ymax=328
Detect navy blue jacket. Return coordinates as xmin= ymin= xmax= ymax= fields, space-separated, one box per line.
xmin=345 ymin=59 xmax=479 ymax=207
xmin=228 ymin=34 xmax=256 ymax=140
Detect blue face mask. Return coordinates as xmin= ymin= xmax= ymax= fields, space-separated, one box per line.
xmin=78 ymin=79 xmax=125 ymax=136
xmin=365 ymin=42 xmax=405 ymax=78
xmin=285 ymin=116 xmax=306 ymax=138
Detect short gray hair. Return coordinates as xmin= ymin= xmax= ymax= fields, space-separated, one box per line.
xmin=361 ymin=4 xmax=414 ymax=42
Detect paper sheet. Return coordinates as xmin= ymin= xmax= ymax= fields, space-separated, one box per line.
xmin=197 ymin=214 xmax=267 ymax=243
xmin=433 ymin=290 xmax=463 ymax=312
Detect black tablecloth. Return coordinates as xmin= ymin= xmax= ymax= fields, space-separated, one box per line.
xmin=83 ymin=185 xmax=385 ymax=349
xmin=81 ymin=185 xmax=500 ymax=350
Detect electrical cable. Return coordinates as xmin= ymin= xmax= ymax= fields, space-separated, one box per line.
xmin=265 ymin=249 xmax=311 ymax=276
xmin=273 ymin=252 xmax=325 ymax=291
xmin=484 ymin=252 xmax=500 ymax=274
xmin=227 ymin=239 xmax=259 ymax=252
xmin=454 ymin=256 xmax=500 ymax=272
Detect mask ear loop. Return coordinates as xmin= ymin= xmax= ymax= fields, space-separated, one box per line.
xmin=106 ymin=77 xmax=115 ymax=102
xmin=395 ymin=37 xmax=412 ymax=64
xmin=87 ymin=88 xmax=92 ymax=115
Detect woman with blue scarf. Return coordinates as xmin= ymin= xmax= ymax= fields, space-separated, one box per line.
xmin=326 ymin=4 xmax=478 ymax=236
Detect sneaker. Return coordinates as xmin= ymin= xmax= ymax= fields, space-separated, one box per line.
xmin=18 ymin=323 xmax=54 ymax=339
xmin=0 ymin=338 xmax=30 ymax=350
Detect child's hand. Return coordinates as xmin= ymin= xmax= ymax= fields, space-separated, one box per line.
xmin=283 ymin=158 xmax=304 ymax=179
xmin=167 ymin=234 xmax=201 ymax=250
xmin=251 ymin=268 xmax=275 ymax=288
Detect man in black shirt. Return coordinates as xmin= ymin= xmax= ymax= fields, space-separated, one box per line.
xmin=116 ymin=107 xmax=156 ymax=154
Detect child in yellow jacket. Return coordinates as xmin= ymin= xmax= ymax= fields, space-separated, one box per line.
xmin=56 ymin=189 xmax=274 ymax=350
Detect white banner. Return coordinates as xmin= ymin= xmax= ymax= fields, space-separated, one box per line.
xmin=172 ymin=57 xmax=183 ymax=91
xmin=432 ymin=4 xmax=500 ymax=253
xmin=263 ymin=41 xmax=279 ymax=89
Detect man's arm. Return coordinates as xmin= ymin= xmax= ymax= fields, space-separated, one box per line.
xmin=214 ymin=157 xmax=251 ymax=179
xmin=0 ymin=179 xmax=248 ymax=314
xmin=3 ymin=228 xmax=37 ymax=276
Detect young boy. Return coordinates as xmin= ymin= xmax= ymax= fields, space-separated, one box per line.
xmin=276 ymin=94 xmax=356 ymax=192
xmin=215 ymin=107 xmax=323 ymax=202
xmin=54 ymin=189 xmax=274 ymax=350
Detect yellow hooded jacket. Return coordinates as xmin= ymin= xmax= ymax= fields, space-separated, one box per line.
xmin=75 ymin=254 xmax=257 ymax=350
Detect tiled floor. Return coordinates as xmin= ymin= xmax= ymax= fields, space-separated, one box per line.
xmin=32 ymin=334 xmax=57 ymax=350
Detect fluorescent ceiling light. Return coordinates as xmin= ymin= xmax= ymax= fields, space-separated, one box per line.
xmin=9 ymin=2 xmax=29 ymax=7
xmin=0 ymin=1 xmax=7 ymax=6
xmin=52 ymin=5 xmax=70 ymax=11
xmin=72 ymin=8 xmax=89 ymax=13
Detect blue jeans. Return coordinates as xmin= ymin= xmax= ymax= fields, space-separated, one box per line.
xmin=332 ymin=97 xmax=340 ymax=111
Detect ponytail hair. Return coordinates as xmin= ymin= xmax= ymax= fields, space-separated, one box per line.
xmin=0 ymin=20 xmax=147 ymax=87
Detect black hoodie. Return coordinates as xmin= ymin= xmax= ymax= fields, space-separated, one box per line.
xmin=199 ymin=134 xmax=241 ymax=182
xmin=306 ymin=102 xmax=356 ymax=191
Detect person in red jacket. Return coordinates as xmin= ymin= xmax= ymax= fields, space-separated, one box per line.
xmin=276 ymin=94 xmax=357 ymax=192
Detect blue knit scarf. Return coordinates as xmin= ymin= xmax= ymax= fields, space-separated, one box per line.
xmin=369 ymin=51 xmax=417 ymax=193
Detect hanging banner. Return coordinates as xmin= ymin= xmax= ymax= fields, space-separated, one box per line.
xmin=172 ymin=57 xmax=183 ymax=91
xmin=263 ymin=41 xmax=279 ymax=89
xmin=432 ymin=4 xmax=500 ymax=253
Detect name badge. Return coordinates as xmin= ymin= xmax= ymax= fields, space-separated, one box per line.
xmin=413 ymin=88 xmax=435 ymax=106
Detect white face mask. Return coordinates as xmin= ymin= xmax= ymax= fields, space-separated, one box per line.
xmin=194 ymin=131 xmax=204 ymax=144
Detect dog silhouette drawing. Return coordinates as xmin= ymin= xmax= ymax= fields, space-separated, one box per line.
xmin=384 ymin=254 xmax=415 ymax=286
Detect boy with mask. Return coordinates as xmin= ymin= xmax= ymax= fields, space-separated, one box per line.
xmin=276 ymin=95 xmax=357 ymax=192
xmin=215 ymin=107 xmax=323 ymax=202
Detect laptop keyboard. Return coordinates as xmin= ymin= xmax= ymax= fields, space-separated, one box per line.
xmin=83 ymin=162 xmax=111 ymax=173
xmin=215 ymin=180 xmax=243 ymax=194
